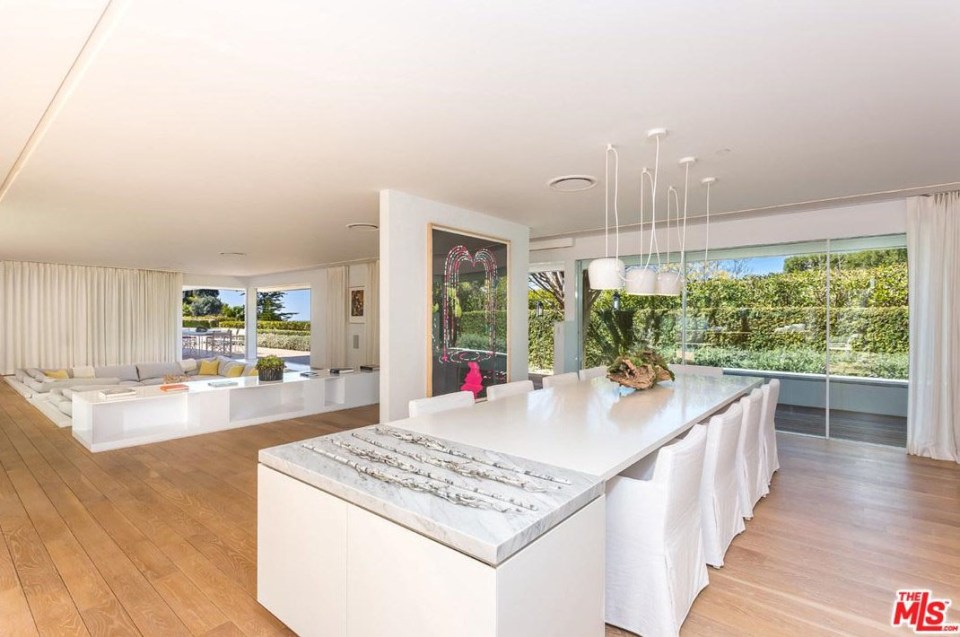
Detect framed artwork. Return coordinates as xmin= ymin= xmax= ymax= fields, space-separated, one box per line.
xmin=427 ymin=225 xmax=509 ymax=399
xmin=349 ymin=287 xmax=365 ymax=323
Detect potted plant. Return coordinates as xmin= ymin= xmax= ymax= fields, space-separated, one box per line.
xmin=607 ymin=348 xmax=674 ymax=391
xmin=256 ymin=355 xmax=285 ymax=382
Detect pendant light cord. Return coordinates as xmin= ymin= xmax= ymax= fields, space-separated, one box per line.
xmin=704 ymin=180 xmax=712 ymax=271
xmin=604 ymin=148 xmax=610 ymax=258
xmin=642 ymin=134 xmax=663 ymax=269
xmin=612 ymin=146 xmax=621 ymax=263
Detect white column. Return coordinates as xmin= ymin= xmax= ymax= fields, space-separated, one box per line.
xmin=245 ymin=286 xmax=258 ymax=361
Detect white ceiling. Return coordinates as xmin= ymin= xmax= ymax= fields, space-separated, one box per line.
xmin=2 ymin=0 xmax=958 ymax=275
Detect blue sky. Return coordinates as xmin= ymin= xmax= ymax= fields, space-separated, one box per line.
xmin=219 ymin=288 xmax=311 ymax=320
xmin=740 ymin=256 xmax=786 ymax=275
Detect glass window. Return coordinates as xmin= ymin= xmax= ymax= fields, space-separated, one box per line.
xmin=577 ymin=234 xmax=908 ymax=446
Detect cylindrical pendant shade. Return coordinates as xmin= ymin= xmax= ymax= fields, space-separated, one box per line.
xmin=587 ymin=258 xmax=625 ymax=290
xmin=624 ymin=267 xmax=658 ymax=295
xmin=657 ymin=271 xmax=684 ymax=296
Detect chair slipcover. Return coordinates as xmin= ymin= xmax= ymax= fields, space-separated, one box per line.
xmin=700 ymin=403 xmax=746 ymax=567
xmin=760 ymin=379 xmax=781 ymax=486
xmin=737 ymin=388 xmax=768 ymax=519
xmin=606 ymin=425 xmax=709 ymax=637
xmin=671 ymin=364 xmax=724 ymax=377
xmin=541 ymin=372 xmax=579 ymax=389
xmin=485 ymin=379 xmax=534 ymax=401
xmin=578 ymin=366 xmax=607 ymax=381
xmin=408 ymin=391 xmax=475 ymax=418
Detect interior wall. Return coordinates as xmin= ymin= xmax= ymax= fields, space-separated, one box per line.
xmin=380 ymin=190 xmax=530 ymax=422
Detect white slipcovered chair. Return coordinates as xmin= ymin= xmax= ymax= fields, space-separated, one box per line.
xmin=578 ymin=366 xmax=607 ymax=381
xmin=671 ymin=364 xmax=723 ymax=377
xmin=541 ymin=372 xmax=579 ymax=389
xmin=699 ymin=402 xmax=746 ymax=567
xmin=759 ymin=379 xmax=781 ymax=487
xmin=486 ymin=379 xmax=534 ymax=401
xmin=605 ymin=424 xmax=709 ymax=637
xmin=408 ymin=391 xmax=475 ymax=418
xmin=737 ymin=388 xmax=768 ymax=519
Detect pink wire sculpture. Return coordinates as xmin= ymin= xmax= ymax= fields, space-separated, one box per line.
xmin=439 ymin=245 xmax=499 ymax=365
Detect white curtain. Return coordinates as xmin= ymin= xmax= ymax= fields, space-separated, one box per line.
xmin=364 ymin=260 xmax=380 ymax=364
xmin=906 ymin=192 xmax=960 ymax=463
xmin=325 ymin=266 xmax=348 ymax=368
xmin=0 ymin=261 xmax=182 ymax=374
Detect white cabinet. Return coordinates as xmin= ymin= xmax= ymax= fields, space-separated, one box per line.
xmin=72 ymin=371 xmax=379 ymax=452
xmin=257 ymin=465 xmax=605 ymax=637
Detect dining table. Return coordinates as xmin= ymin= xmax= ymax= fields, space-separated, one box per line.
xmin=393 ymin=372 xmax=763 ymax=480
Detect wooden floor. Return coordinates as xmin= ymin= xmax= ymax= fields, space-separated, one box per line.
xmin=0 ymin=383 xmax=958 ymax=636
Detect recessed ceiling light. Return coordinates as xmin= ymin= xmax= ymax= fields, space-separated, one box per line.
xmin=346 ymin=222 xmax=379 ymax=232
xmin=548 ymin=175 xmax=597 ymax=192
xmin=220 ymin=251 xmax=246 ymax=257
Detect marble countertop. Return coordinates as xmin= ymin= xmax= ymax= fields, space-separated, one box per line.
xmin=259 ymin=425 xmax=603 ymax=566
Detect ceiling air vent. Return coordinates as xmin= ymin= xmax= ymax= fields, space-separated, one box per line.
xmin=548 ymin=175 xmax=598 ymax=192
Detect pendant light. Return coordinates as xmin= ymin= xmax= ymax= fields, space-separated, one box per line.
xmin=657 ymin=156 xmax=695 ymax=296
xmin=587 ymin=144 xmax=625 ymax=290
xmin=701 ymin=177 xmax=717 ymax=279
xmin=625 ymin=129 xmax=665 ymax=295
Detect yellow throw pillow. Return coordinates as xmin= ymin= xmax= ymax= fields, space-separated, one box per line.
xmin=225 ymin=365 xmax=244 ymax=378
xmin=197 ymin=359 xmax=220 ymax=376
xmin=246 ymin=366 xmax=258 ymax=376
xmin=44 ymin=369 xmax=69 ymax=380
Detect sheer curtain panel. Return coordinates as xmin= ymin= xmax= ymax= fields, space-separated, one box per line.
xmin=0 ymin=261 xmax=182 ymax=374
xmin=325 ymin=266 xmax=348 ymax=368
xmin=364 ymin=260 xmax=379 ymax=364
xmin=906 ymin=192 xmax=960 ymax=463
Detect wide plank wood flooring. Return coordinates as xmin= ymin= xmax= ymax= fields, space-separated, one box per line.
xmin=0 ymin=381 xmax=958 ymax=636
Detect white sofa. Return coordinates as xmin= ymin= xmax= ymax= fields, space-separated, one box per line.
xmin=10 ymin=357 xmax=260 ymax=420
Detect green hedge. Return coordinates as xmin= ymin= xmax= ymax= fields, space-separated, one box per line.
xmin=529 ymin=311 xmax=562 ymax=371
xmin=183 ymin=318 xmax=219 ymax=328
xmin=577 ymin=262 xmax=909 ymax=376
xmin=690 ymin=346 xmax=908 ymax=379
xmin=256 ymin=333 xmax=311 ymax=351
xmin=213 ymin=320 xmax=311 ymax=332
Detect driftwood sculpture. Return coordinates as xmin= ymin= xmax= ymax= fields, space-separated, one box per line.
xmin=607 ymin=350 xmax=675 ymax=390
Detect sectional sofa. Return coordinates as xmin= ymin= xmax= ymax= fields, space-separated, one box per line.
xmin=5 ymin=356 xmax=261 ymax=424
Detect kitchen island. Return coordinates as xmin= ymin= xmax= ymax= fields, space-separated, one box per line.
xmin=258 ymin=425 xmax=605 ymax=637
xmin=257 ymin=374 xmax=760 ymax=636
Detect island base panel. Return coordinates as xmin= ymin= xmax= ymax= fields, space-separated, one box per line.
xmin=257 ymin=465 xmax=604 ymax=637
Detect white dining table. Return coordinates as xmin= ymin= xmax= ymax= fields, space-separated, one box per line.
xmin=393 ymin=373 xmax=763 ymax=480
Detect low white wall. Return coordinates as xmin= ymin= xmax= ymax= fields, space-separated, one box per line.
xmin=380 ymin=190 xmax=530 ymax=422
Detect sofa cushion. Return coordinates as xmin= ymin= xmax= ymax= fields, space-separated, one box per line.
xmin=44 ymin=369 xmax=70 ymax=380
xmin=220 ymin=359 xmax=243 ymax=375
xmin=94 ymin=364 xmax=138 ymax=381
xmin=136 ymin=362 xmax=183 ymax=380
xmin=224 ymin=364 xmax=245 ymax=378
xmin=243 ymin=365 xmax=258 ymax=377
xmin=72 ymin=365 xmax=96 ymax=379
xmin=26 ymin=368 xmax=47 ymax=381
xmin=179 ymin=358 xmax=198 ymax=373
xmin=198 ymin=359 xmax=220 ymax=376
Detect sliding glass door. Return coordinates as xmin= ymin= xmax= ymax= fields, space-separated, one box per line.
xmin=825 ymin=238 xmax=908 ymax=446
xmin=578 ymin=234 xmax=908 ymax=446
